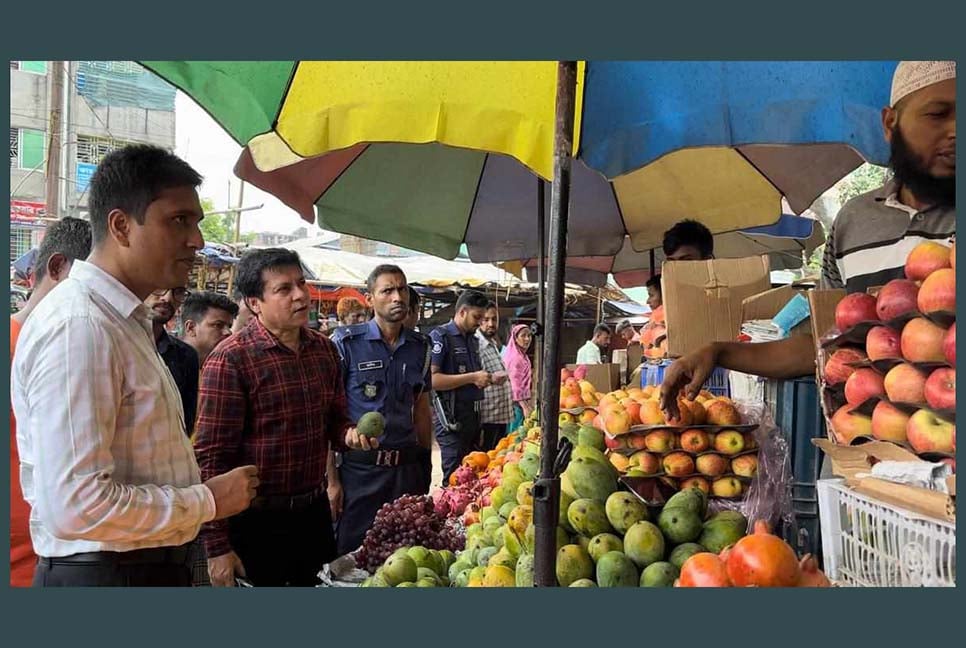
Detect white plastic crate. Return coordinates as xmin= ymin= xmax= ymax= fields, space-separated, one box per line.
xmin=817 ymin=479 xmax=955 ymax=587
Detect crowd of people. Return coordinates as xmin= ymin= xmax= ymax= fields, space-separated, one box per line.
xmin=8 ymin=60 xmax=955 ymax=588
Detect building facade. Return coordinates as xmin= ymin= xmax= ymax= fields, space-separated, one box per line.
xmin=9 ymin=61 xmax=177 ymax=264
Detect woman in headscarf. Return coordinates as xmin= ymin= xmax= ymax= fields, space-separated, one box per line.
xmin=502 ymin=323 xmax=533 ymax=434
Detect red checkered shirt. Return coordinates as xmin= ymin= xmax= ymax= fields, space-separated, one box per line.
xmin=194 ymin=317 xmax=350 ymax=558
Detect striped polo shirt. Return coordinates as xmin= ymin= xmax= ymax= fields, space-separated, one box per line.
xmin=822 ymin=179 xmax=956 ymax=294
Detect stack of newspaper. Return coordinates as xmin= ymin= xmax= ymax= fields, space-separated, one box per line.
xmin=740 ymin=319 xmax=784 ymax=343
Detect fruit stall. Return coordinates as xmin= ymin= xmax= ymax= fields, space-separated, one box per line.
xmin=338 ymin=240 xmax=955 ymax=589
xmin=814 ymin=240 xmax=956 ymax=586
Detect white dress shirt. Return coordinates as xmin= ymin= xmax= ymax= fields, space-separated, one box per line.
xmin=11 ymin=260 xmax=216 ymax=558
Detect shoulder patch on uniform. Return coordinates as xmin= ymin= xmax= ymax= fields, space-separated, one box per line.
xmin=432 ymin=341 xmax=443 ymax=354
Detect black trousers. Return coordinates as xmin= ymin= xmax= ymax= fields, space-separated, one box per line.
xmin=228 ymin=497 xmax=337 ymax=586
xmin=436 ymin=405 xmax=481 ymax=486
xmin=481 ymin=422 xmax=508 ymax=452
xmin=33 ymin=552 xmax=191 ymax=587
xmin=336 ymin=451 xmax=431 ymax=556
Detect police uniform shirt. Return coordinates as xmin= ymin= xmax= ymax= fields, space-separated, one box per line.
xmin=429 ymin=320 xmax=484 ymax=403
xmin=331 ymin=320 xmax=430 ymax=449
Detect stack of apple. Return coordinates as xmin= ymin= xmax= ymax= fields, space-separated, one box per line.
xmin=605 ymin=425 xmax=759 ymax=500
xmin=824 ymin=241 xmax=955 ymax=468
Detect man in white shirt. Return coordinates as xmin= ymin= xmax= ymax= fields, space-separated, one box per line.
xmin=11 ymin=145 xmax=259 ymax=587
xmin=576 ymin=324 xmax=612 ymax=365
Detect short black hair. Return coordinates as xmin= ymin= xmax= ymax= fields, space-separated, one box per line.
xmin=88 ymin=144 xmax=203 ymax=244
xmin=408 ymin=286 xmax=421 ymax=313
xmin=182 ymin=291 xmax=239 ymax=324
xmin=484 ymin=300 xmax=498 ymax=311
xmin=594 ymin=323 xmax=612 ymax=337
xmin=645 ymin=273 xmax=663 ymax=291
xmin=456 ymin=289 xmax=489 ymax=311
xmin=235 ymin=248 xmax=303 ymax=299
xmin=366 ymin=263 xmax=406 ymax=292
xmin=662 ymin=219 xmax=714 ymax=259
xmin=615 ymin=320 xmax=633 ymax=333
xmin=34 ymin=217 xmax=92 ymax=282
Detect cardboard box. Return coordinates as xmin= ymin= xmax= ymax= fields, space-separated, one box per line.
xmin=740 ymin=286 xmax=812 ymax=337
xmin=626 ymin=344 xmax=643 ymax=376
xmin=662 ymin=255 xmax=771 ymax=357
xmin=565 ymin=363 xmax=620 ymax=393
xmin=813 ymin=438 xmax=955 ymax=522
xmin=806 ymin=289 xmax=847 ymax=351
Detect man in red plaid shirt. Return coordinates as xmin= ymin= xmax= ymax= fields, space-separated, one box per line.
xmin=194 ymin=248 xmax=375 ymax=587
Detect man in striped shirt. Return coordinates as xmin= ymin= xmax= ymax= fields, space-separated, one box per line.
xmin=660 ymin=61 xmax=955 ymax=409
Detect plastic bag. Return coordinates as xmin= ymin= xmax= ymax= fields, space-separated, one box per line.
xmin=708 ymin=400 xmax=794 ymax=534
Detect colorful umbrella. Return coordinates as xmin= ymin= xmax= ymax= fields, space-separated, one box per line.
xmin=142 ymin=61 xmax=895 ymax=262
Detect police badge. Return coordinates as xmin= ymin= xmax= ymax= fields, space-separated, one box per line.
xmin=363 ymin=383 xmax=378 ymax=399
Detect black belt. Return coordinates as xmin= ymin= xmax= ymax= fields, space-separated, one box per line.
xmin=343 ymin=446 xmax=430 ymax=467
xmin=41 ymin=544 xmax=191 ymax=566
xmin=249 ymin=486 xmax=325 ymax=512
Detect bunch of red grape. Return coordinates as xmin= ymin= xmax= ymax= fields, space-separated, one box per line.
xmin=355 ymin=494 xmax=466 ymax=571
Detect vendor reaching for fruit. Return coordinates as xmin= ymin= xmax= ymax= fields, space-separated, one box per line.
xmin=330 ymin=265 xmax=434 ymax=556
xmin=661 ymin=61 xmax=956 ymax=417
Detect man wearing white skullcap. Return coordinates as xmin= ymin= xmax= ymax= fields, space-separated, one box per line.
xmin=659 ymin=61 xmax=956 ymax=418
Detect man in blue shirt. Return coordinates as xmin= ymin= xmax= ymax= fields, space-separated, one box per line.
xmin=429 ymin=290 xmax=492 ymax=484
xmin=330 ymin=264 xmax=433 ymax=555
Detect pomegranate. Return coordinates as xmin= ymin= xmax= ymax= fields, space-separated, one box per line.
xmin=797 ymin=554 xmax=831 ymax=587
xmin=677 ymin=553 xmax=733 ymax=587
xmin=724 ymin=520 xmax=801 ymax=587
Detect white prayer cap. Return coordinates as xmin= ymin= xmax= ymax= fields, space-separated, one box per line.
xmin=890 ymin=61 xmax=956 ymax=107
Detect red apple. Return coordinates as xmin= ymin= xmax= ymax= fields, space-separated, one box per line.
xmin=917 ymin=268 xmax=956 ymax=314
xmin=824 ymin=347 xmax=867 ymax=385
xmin=835 ymin=292 xmax=879 ymax=331
xmin=627 ymin=434 xmax=649 ymax=451
xmin=712 ymin=430 xmax=745 ymax=455
xmin=695 ymin=453 xmax=729 ymax=477
xmin=680 ymin=476 xmax=710 ymax=495
xmin=901 ymin=318 xmax=948 ymax=363
xmin=678 ymin=429 xmax=711 ymax=453
xmin=871 ymin=401 xmax=910 ymax=444
xmin=629 ymin=450 xmax=661 ymax=475
xmin=905 ymin=241 xmax=951 ymax=281
xmin=924 ymin=367 xmax=955 ymax=410
xmin=644 ymin=430 xmax=675 ymax=452
xmin=944 ymin=323 xmax=955 ymax=366
xmin=906 ymin=409 xmax=956 ymax=454
xmin=731 ymin=454 xmax=759 ymax=478
xmin=875 ymin=279 xmax=920 ymax=321
xmin=866 ymin=326 xmax=902 ymax=360
xmin=883 ymin=363 xmax=927 ymax=404
xmin=845 ymin=368 xmax=886 ymax=405
xmin=830 ymin=405 xmax=873 ymax=444
xmin=662 ymin=452 xmax=696 ymax=478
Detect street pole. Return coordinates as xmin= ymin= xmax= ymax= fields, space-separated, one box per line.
xmin=44 ymin=61 xmax=66 ymax=219
xmin=533 ymin=61 xmax=577 ymax=588
xmin=233 ymin=181 xmax=245 ymax=244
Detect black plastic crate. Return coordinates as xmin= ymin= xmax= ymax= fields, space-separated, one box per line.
xmin=765 ymin=377 xmax=827 ymax=563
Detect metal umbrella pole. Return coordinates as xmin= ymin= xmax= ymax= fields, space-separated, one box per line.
xmin=533 ymin=61 xmax=577 ymax=588
xmin=533 ymin=180 xmax=547 ymax=413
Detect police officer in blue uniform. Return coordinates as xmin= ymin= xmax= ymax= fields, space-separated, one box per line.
xmin=430 ymin=290 xmax=492 ymax=485
xmin=330 ymin=265 xmax=434 ymax=555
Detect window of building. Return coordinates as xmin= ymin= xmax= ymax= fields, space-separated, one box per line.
xmin=76 ymin=134 xmax=136 ymax=165
xmin=10 ymin=127 xmax=45 ymax=170
xmin=10 ymin=61 xmax=47 ymax=74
